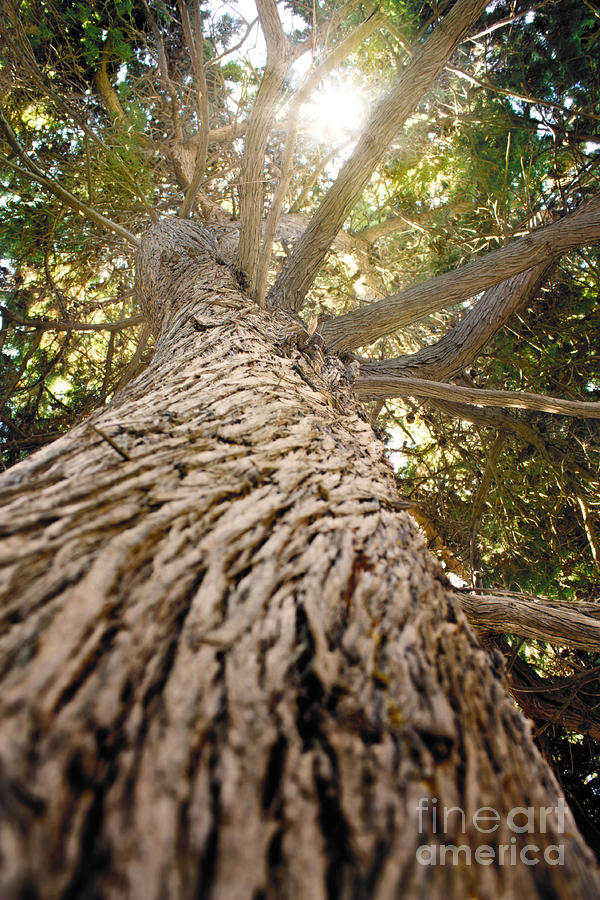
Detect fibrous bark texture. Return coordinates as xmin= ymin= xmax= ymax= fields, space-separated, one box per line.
xmin=458 ymin=592 xmax=600 ymax=661
xmin=0 ymin=220 xmax=599 ymax=899
xmin=354 ymin=373 xmax=600 ymax=417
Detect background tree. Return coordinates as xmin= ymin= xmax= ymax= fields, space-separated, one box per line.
xmin=2 ymin=0 xmax=600 ymax=894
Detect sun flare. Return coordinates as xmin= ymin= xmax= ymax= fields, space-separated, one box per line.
xmin=302 ymin=80 xmax=367 ymax=144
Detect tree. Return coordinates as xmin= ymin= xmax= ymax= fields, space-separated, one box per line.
xmin=1 ymin=0 xmax=600 ymax=895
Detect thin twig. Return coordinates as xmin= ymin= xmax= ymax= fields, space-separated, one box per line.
xmin=87 ymin=424 xmax=131 ymax=460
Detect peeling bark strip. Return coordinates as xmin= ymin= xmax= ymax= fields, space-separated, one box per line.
xmin=1 ymin=220 xmax=599 ymax=898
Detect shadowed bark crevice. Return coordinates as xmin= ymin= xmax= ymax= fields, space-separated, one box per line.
xmin=294 ymin=603 xmax=354 ymax=897
xmin=195 ymin=709 xmax=226 ymax=900
xmin=62 ymin=734 xmax=120 ymax=900
xmin=262 ymin=735 xmax=287 ymax=812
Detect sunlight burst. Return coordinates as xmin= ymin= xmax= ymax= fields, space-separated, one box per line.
xmin=302 ymin=81 xmax=367 ymax=144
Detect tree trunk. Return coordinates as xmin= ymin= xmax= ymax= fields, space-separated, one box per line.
xmin=0 ymin=221 xmax=598 ymax=899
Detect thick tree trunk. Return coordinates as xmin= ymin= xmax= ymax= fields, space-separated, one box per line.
xmin=1 ymin=221 xmax=599 ymax=899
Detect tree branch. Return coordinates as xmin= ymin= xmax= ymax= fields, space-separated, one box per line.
xmin=353 ymin=215 xmax=412 ymax=243
xmin=425 ymin=398 xmax=550 ymax=454
xmin=255 ymin=9 xmax=385 ymax=303
xmin=95 ymin=39 xmax=126 ymax=121
xmin=358 ymin=263 xmax=550 ymax=381
xmin=235 ymin=0 xmax=297 ymax=297
xmin=0 ymin=330 xmax=42 ymax=408
xmin=0 ymin=3 xmax=158 ymax=221
xmin=0 ymin=306 xmax=143 ymax=333
xmin=178 ymin=0 xmax=211 ymax=218
xmin=407 ymin=503 xmax=472 ymax=583
xmin=573 ymin=485 xmax=600 ymax=570
xmin=498 ymin=639 xmax=600 ymax=741
xmin=313 ymin=0 xmax=365 ymax=50
xmin=255 ymin=0 xmax=288 ymax=54
xmin=322 ymin=197 xmax=600 ymax=351
xmin=289 ymin=139 xmax=353 ymax=213
xmin=140 ymin=0 xmax=183 ymax=142
xmin=458 ymin=591 xmax=600 ymax=653
xmin=469 ymin=432 xmax=505 ymax=585
xmin=354 ymin=374 xmax=600 ymax=418
xmin=267 ymin=0 xmax=488 ymax=311
xmin=0 ymin=143 xmax=139 ymax=249
xmin=447 ymin=64 xmax=600 ymax=124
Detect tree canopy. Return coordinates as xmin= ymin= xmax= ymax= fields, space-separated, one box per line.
xmin=1 ymin=0 xmax=600 ymax=856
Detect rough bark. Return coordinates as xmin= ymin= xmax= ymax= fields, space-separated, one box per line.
xmin=235 ymin=0 xmax=294 ymax=297
xmin=177 ymin=0 xmax=210 ymax=219
xmin=1 ymin=220 xmax=599 ymax=899
xmin=355 ymin=197 xmax=597 ymax=382
xmin=458 ymin=592 xmax=600 ymax=654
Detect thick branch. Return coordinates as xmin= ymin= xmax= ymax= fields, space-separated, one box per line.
xmin=459 ymin=592 xmax=600 ymax=654
xmin=323 ymin=198 xmax=600 ymax=351
xmin=140 ymin=0 xmax=183 ymax=141
xmin=358 ymin=263 xmax=550 ymax=381
xmin=255 ymin=10 xmax=384 ymax=303
xmin=178 ymin=0 xmax=210 ymax=218
xmin=255 ymin=0 xmax=287 ymax=54
xmin=354 ymin=374 xmax=600 ymax=418
xmin=95 ymin=41 xmax=126 ymax=121
xmin=267 ymin=0 xmax=488 ymax=311
xmin=235 ymin=0 xmax=294 ymax=296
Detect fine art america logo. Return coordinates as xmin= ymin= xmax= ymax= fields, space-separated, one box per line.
xmin=416 ymin=797 xmax=567 ymax=866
